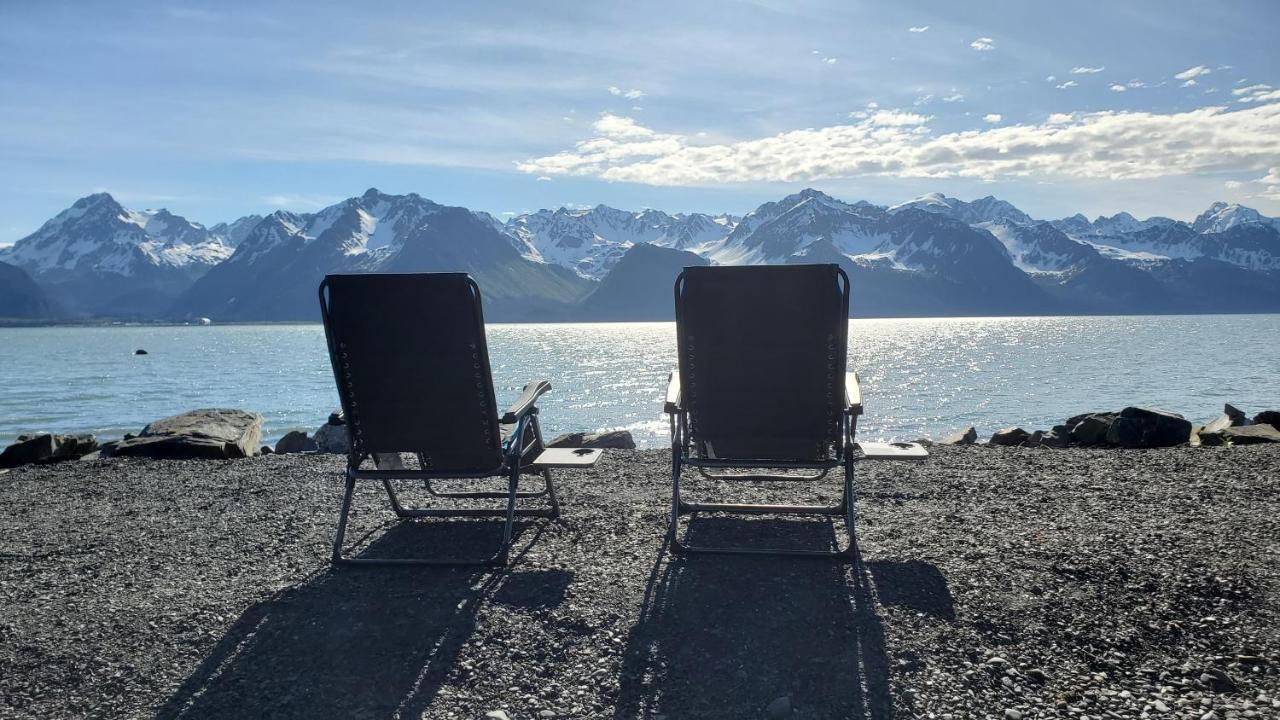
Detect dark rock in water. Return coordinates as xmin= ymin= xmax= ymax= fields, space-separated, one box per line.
xmin=0 ymin=432 xmax=99 ymax=468
xmin=989 ymin=427 xmax=1030 ymax=446
xmin=548 ymin=430 xmax=636 ymax=449
xmin=1223 ymin=403 xmax=1250 ymax=426
xmin=1106 ymin=407 xmax=1193 ymax=448
xmin=105 ymin=409 xmax=263 ymax=459
xmin=313 ymin=422 xmax=349 ymax=454
xmin=941 ymin=426 xmax=977 ymax=445
xmin=1253 ymin=410 xmax=1280 ymax=429
xmin=275 ymin=430 xmax=318 ymax=454
xmin=1070 ymin=413 xmax=1116 ymax=445
xmin=1219 ymin=424 xmax=1280 ymax=445
xmin=327 ymin=410 xmax=346 ymax=426
xmin=134 ymin=349 xmax=148 ymax=355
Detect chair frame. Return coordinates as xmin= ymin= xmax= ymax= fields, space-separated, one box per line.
xmin=319 ymin=275 xmax=559 ymax=566
xmin=664 ymin=267 xmax=864 ymax=560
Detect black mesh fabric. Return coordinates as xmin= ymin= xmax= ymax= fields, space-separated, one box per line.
xmin=320 ymin=273 xmax=504 ymax=472
xmin=676 ymin=264 xmax=848 ymax=461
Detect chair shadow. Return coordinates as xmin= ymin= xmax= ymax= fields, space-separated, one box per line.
xmin=866 ymin=560 xmax=956 ymax=622
xmin=156 ymin=520 xmax=567 ymax=720
xmin=613 ymin=517 xmax=902 ymax=720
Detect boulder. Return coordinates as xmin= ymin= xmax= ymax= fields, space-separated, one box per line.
xmin=1025 ymin=430 xmax=1045 ymax=447
xmin=989 ymin=427 xmax=1030 ymax=446
xmin=1219 ymin=424 xmax=1280 ymax=445
xmin=548 ymin=430 xmax=636 ymax=450
xmin=1039 ymin=430 xmax=1070 ymax=448
xmin=313 ymin=422 xmax=349 ymax=454
xmin=274 ymin=430 xmax=318 ymax=454
xmin=1201 ymin=414 xmax=1233 ymax=434
xmin=105 ymin=409 xmax=263 ymax=460
xmin=1197 ymin=429 xmax=1228 ymax=447
xmin=1253 ymin=410 xmax=1280 ymax=429
xmin=1069 ymin=413 xmax=1116 ymax=445
xmin=134 ymin=349 xmax=148 ymax=355
xmin=1105 ymin=407 xmax=1193 ymax=449
xmin=0 ymin=432 xmax=99 ymax=468
xmin=1223 ymin=403 xmax=1251 ymax=426
xmin=328 ymin=410 xmax=346 ymax=426
xmin=941 ymin=426 xmax=977 ymax=445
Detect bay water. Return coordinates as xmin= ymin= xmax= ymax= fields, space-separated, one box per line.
xmin=1 ymin=315 xmax=1277 ymax=449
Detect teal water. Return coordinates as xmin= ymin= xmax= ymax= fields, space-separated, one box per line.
xmin=1 ymin=316 xmax=1277 ymax=449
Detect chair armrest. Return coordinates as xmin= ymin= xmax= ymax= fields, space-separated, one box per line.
xmin=664 ymin=370 xmax=682 ymax=414
xmin=501 ymin=380 xmax=551 ymax=424
xmin=845 ymin=372 xmax=863 ymax=415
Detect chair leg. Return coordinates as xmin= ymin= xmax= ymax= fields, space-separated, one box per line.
xmin=331 ymin=471 xmax=357 ymax=563
xmin=669 ymin=452 xmax=855 ymax=561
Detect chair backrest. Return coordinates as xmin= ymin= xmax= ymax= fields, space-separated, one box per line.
xmin=319 ymin=272 xmax=504 ymax=472
xmin=675 ymin=264 xmax=849 ymax=461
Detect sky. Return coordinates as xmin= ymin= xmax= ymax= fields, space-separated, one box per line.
xmin=2 ymin=0 xmax=1279 ymax=242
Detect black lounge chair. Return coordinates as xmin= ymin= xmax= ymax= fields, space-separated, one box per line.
xmin=318 ymin=272 xmax=559 ymax=566
xmin=664 ymin=264 xmax=863 ymax=559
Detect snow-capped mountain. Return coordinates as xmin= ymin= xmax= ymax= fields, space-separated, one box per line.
xmin=1191 ymin=201 xmax=1280 ymax=234
xmin=0 ymin=193 xmax=234 ymax=317
xmin=502 ymin=204 xmax=736 ymax=279
xmin=703 ymin=189 xmax=886 ymax=265
xmin=1 ymin=193 xmax=232 ymax=276
xmin=208 ymin=214 xmax=264 ymax=247
xmin=178 ymin=189 xmax=590 ymax=321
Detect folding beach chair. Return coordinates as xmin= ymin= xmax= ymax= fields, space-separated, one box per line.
xmin=664 ymin=264 xmax=864 ymax=559
xmin=319 ymin=272 xmax=569 ymax=566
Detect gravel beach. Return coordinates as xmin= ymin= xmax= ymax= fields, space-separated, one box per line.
xmin=1 ymin=447 xmax=1277 ymax=719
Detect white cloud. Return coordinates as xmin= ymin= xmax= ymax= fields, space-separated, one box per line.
xmin=983 ymin=114 xmax=1002 ymax=123
xmin=1225 ymin=180 xmax=1242 ymax=189
xmin=608 ymin=86 xmax=621 ymax=96
xmin=1233 ymin=84 xmax=1271 ymax=96
xmin=1236 ymin=85 xmax=1280 ymax=104
xmin=1175 ymin=65 xmax=1212 ymax=81
xmin=908 ymin=26 xmax=929 ymax=33
xmin=1071 ymin=66 xmax=1105 ymax=74
xmin=1046 ymin=75 xmax=1056 ymax=82
xmin=970 ymin=37 xmax=994 ymax=51
xmin=942 ymin=94 xmax=965 ymax=103
xmin=823 ymin=57 xmax=837 ymax=65
xmin=517 ymin=102 xmax=1280 ymax=190
xmin=536 ymin=176 xmax=552 ymax=182
xmin=1109 ymin=84 xmax=1127 ymax=92
xmin=1055 ymin=80 xmax=1078 ymax=89
xmin=1127 ymin=80 xmax=1146 ymax=88
xmin=608 ymin=86 xmax=645 ymax=99
xmin=913 ymin=93 xmax=934 ymax=106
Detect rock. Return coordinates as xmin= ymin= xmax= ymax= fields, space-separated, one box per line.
xmin=134 ymin=349 xmax=148 ymax=355
xmin=1039 ymin=430 xmax=1069 ymax=448
xmin=1254 ymin=410 xmax=1280 ymax=429
xmin=328 ymin=410 xmax=346 ymax=426
xmin=1004 ymin=710 xmax=1023 ymax=720
xmin=1201 ymin=668 xmax=1237 ymax=693
xmin=1223 ymin=403 xmax=1250 ymax=425
xmin=538 ymin=712 xmax=557 ymax=719
xmin=989 ymin=427 xmax=1029 ymax=446
xmin=765 ymin=695 xmax=791 ymax=718
xmin=105 ymin=409 xmax=263 ymax=460
xmin=1106 ymin=407 xmax=1193 ymax=449
xmin=1153 ymin=699 xmax=1170 ymax=712
xmin=313 ymin=422 xmax=349 ymax=454
xmin=941 ymin=426 xmax=977 ymax=445
xmin=1219 ymin=424 xmax=1280 ymax=444
xmin=78 ymin=451 xmax=102 ymax=462
xmin=1202 ymin=414 xmax=1233 ymax=434
xmin=1025 ymin=430 xmax=1047 ymax=447
xmin=1070 ymin=413 xmax=1116 ymax=445
xmin=548 ymin=430 xmax=635 ymax=450
xmin=0 ymin=432 xmax=99 ymax=468
xmin=260 ymin=446 xmax=273 ymax=455
xmin=484 ymin=712 xmax=512 ymax=720
xmin=274 ymin=430 xmax=318 ymax=454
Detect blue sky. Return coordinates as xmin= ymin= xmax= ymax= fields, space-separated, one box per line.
xmin=2 ymin=0 xmax=1278 ymax=241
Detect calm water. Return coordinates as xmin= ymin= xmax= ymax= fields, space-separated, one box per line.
xmin=1 ymin=316 xmax=1277 ymax=449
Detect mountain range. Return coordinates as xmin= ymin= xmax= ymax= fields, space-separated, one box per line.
xmin=2 ymin=188 xmax=1278 ymax=322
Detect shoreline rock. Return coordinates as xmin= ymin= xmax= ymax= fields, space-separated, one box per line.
xmin=548 ymin=430 xmax=636 ymax=450
xmin=102 ymin=409 xmax=263 ymax=460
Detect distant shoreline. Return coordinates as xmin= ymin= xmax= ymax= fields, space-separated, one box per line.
xmin=5 ymin=310 xmax=1280 ymax=329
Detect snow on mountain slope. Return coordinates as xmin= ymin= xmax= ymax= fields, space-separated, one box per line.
xmin=978 ymin=221 xmax=1094 ymax=274
xmin=704 ymin=189 xmax=887 ymax=265
xmin=208 ymin=214 xmax=264 ymax=247
xmin=890 ymin=192 xmax=1033 ymax=226
xmin=503 ymin=204 xmax=736 ymax=279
